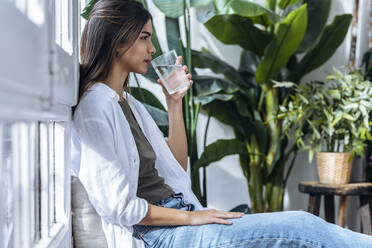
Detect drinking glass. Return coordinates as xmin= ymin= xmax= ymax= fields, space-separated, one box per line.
xmin=151 ymin=49 xmax=190 ymax=94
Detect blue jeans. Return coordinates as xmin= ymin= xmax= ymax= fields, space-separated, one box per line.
xmin=133 ymin=192 xmax=372 ymax=247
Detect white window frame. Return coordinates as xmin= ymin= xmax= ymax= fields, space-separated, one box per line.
xmin=0 ymin=0 xmax=80 ymax=247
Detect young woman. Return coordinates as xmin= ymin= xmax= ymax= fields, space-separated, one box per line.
xmin=71 ymin=0 xmax=372 ymax=247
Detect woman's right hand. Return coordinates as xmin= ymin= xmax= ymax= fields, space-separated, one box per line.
xmin=187 ymin=209 xmax=245 ymax=226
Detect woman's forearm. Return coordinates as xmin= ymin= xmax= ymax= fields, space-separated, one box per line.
xmin=167 ymin=101 xmax=188 ymax=171
xmin=137 ymin=203 xmax=244 ymax=226
xmin=137 ymin=204 xmax=190 ymax=226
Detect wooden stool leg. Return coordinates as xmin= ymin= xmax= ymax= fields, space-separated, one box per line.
xmin=339 ymin=196 xmax=347 ymax=227
xmin=308 ymin=194 xmax=321 ymax=216
xmin=324 ymin=195 xmax=335 ymax=224
xmin=360 ymin=195 xmax=372 ymax=235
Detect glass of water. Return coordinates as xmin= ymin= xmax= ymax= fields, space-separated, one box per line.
xmin=151 ymin=49 xmax=190 ymax=94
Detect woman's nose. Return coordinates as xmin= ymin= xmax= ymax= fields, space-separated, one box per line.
xmin=149 ymin=42 xmax=156 ymax=55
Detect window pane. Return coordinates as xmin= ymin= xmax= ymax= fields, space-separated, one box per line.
xmin=39 ymin=122 xmax=50 ymax=239
xmin=54 ymin=122 xmax=66 ymax=223
xmin=56 ymin=0 xmax=73 ymax=53
xmin=49 ymin=122 xmax=55 ymax=225
xmin=0 ymin=122 xmax=14 ymax=248
xmin=29 ymin=122 xmax=38 ymax=243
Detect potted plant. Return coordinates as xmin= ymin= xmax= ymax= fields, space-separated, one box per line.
xmin=276 ymin=68 xmax=372 ymax=184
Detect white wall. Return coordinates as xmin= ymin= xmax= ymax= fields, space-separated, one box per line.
xmin=132 ymin=0 xmax=370 ymax=231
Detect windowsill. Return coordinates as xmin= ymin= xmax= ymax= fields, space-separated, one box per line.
xmin=33 ymin=220 xmax=70 ymax=248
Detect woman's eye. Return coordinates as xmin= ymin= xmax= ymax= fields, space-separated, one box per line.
xmin=141 ymin=36 xmax=148 ymax=40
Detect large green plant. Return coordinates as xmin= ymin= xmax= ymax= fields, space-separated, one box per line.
xmin=191 ymin=0 xmax=352 ymax=213
xmin=275 ymin=68 xmax=372 ymax=162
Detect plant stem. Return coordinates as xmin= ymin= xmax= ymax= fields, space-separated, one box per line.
xmin=283 ymin=149 xmax=297 ymax=187
xmin=182 ymin=0 xmax=203 ymax=204
xmin=202 ymin=114 xmax=211 ymax=206
xmin=246 ymin=136 xmax=264 ymax=213
xmin=269 ymin=162 xmax=285 ymax=212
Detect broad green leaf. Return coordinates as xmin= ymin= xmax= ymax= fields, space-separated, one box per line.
xmin=191 ymin=49 xmax=248 ymax=88
xmin=213 ymin=0 xmax=280 ymax=25
xmin=191 ymin=0 xmax=212 ymax=7
xmin=278 ymin=0 xmax=301 ymax=10
xmin=193 ymin=139 xmax=248 ymax=169
xmin=252 ymin=119 xmax=269 ymax=152
xmin=290 ymin=14 xmax=352 ymax=82
xmin=153 ymin=0 xmax=212 ymax=18
xmin=129 ymin=87 xmax=166 ymax=111
xmin=193 ymin=75 xmax=239 ymax=96
xmin=296 ymin=0 xmax=331 ymax=53
xmin=239 ymin=50 xmax=260 ymax=77
xmin=235 ymin=94 xmax=253 ymax=118
xmin=165 ymin=17 xmax=181 ymax=55
xmin=142 ymin=103 xmax=169 ymax=126
xmin=238 ymin=153 xmax=250 ymax=178
xmin=153 ymin=0 xmax=183 ymax=18
xmin=265 ymin=0 xmax=276 ymax=11
xmin=202 ymin=100 xmax=253 ymax=138
xmin=255 ymin=4 xmax=308 ymax=85
xmin=194 ymin=94 xmax=234 ymax=105
xmin=204 ymin=14 xmax=271 ymax=56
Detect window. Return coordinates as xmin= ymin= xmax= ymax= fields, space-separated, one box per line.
xmin=0 ymin=0 xmax=79 ymax=247
xmin=0 ymin=121 xmax=71 ymax=248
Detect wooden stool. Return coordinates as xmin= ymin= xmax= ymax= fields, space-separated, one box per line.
xmin=299 ymin=181 xmax=372 ymax=235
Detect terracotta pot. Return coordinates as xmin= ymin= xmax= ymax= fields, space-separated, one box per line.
xmin=316 ymin=152 xmax=353 ymax=184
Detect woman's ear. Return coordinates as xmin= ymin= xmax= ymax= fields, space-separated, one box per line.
xmin=115 ymin=48 xmax=121 ymax=58
xmin=115 ymin=46 xmax=124 ymax=58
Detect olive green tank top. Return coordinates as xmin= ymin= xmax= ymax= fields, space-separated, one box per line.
xmin=118 ymin=99 xmax=174 ymax=204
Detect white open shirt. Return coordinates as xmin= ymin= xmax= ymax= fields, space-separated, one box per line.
xmin=71 ymin=82 xmax=203 ymax=248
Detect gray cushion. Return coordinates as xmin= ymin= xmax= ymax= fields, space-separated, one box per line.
xmin=71 ymin=176 xmax=108 ymax=248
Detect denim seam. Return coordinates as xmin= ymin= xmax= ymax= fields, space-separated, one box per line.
xmin=214 ymin=237 xmax=322 ymax=248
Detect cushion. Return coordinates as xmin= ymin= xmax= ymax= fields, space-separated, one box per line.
xmin=71 ymin=176 xmax=108 ymax=248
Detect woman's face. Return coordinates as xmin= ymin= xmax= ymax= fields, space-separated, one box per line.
xmin=117 ymin=19 xmax=156 ymax=75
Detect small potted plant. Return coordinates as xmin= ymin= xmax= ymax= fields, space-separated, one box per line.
xmin=275 ymin=68 xmax=372 ymax=184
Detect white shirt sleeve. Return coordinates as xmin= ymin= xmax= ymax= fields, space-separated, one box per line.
xmin=74 ymin=116 xmax=148 ymax=227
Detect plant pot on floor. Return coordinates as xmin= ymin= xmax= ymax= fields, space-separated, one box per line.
xmin=316 ymin=152 xmax=353 ymax=185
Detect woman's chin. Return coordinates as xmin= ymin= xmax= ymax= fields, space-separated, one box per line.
xmin=137 ymin=67 xmax=148 ymax=75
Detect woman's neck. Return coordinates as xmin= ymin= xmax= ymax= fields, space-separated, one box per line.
xmin=104 ymin=62 xmax=129 ymax=100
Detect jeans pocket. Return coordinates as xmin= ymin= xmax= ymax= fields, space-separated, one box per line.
xmin=133 ymin=224 xmax=176 ymax=247
xmin=133 ymin=225 xmax=151 ymax=240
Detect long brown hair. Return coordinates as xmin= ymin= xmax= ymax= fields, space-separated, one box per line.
xmin=74 ymin=0 xmax=152 ymax=112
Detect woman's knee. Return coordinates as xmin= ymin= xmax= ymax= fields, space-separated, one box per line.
xmin=288 ymin=210 xmax=325 ymax=225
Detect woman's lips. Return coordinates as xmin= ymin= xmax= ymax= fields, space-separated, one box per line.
xmin=144 ymin=59 xmax=151 ymax=65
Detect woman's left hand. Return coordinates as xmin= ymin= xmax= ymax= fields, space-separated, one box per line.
xmin=157 ymin=56 xmax=193 ymax=106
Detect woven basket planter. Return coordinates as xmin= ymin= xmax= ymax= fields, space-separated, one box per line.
xmin=316 ymin=152 xmax=353 ymax=185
